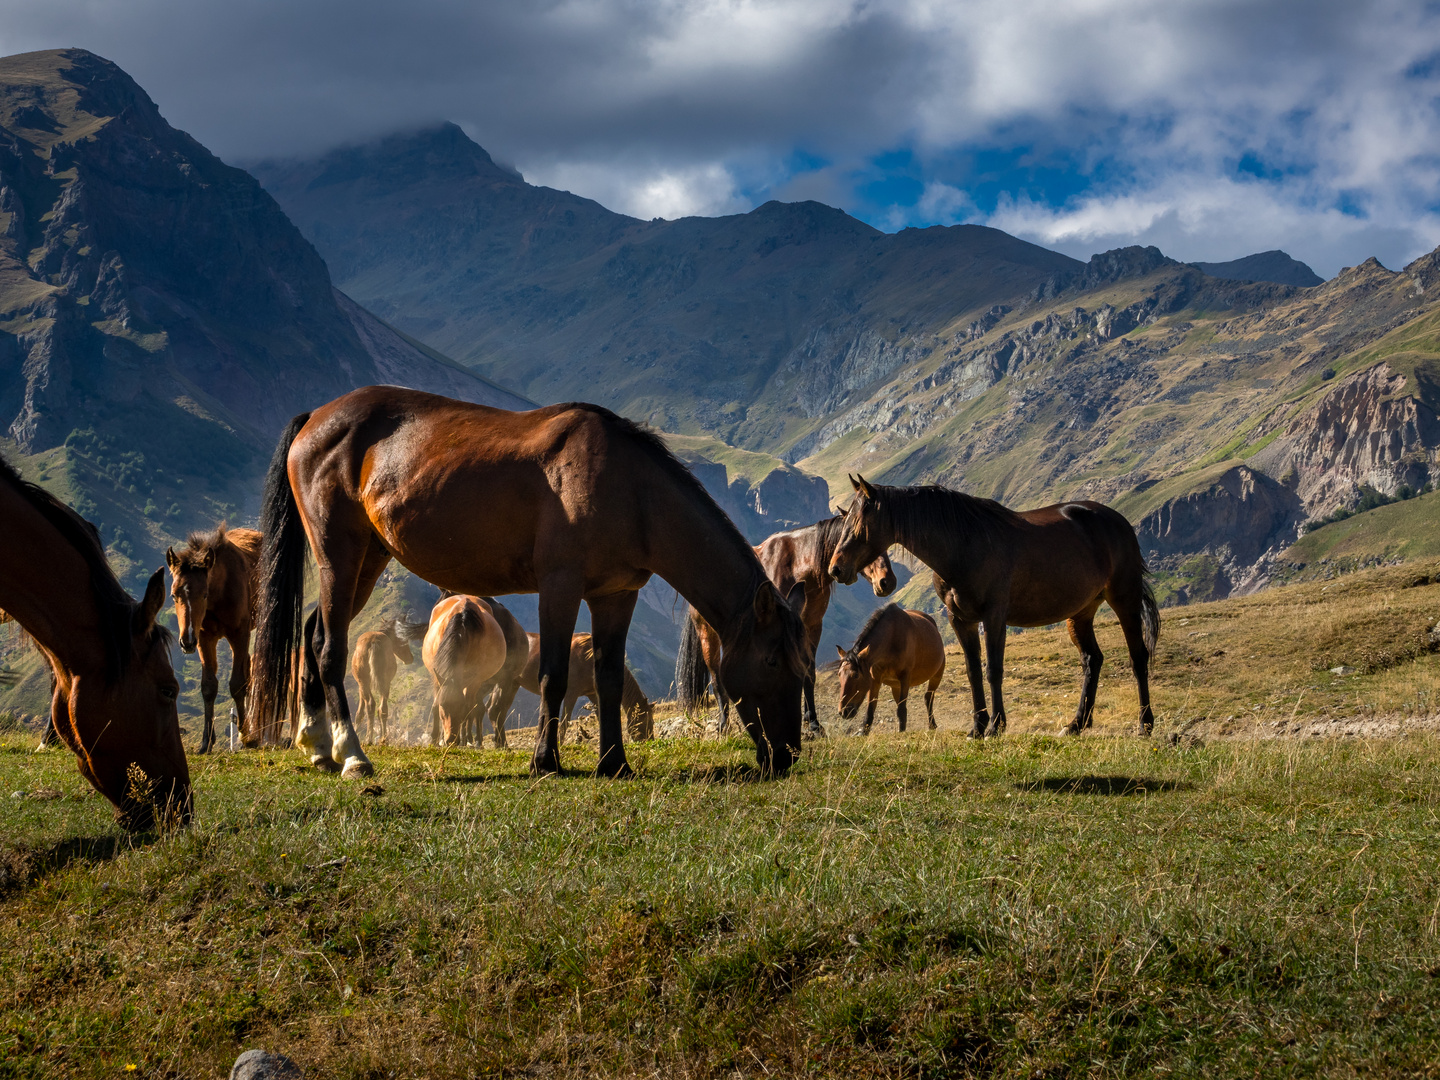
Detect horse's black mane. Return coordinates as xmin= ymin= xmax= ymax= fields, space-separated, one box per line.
xmin=862 ymin=483 xmax=1024 ymax=550
xmin=806 ymin=516 xmax=849 ymax=564
xmin=0 ymin=453 xmax=153 ymax=675
xmin=851 ymin=603 xmax=901 ymax=651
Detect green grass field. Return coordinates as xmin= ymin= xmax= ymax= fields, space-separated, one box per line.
xmin=5 ymin=561 xmax=1440 ymax=1078
xmin=5 ymin=729 xmax=1440 ymax=1079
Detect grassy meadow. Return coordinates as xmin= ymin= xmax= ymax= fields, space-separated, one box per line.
xmin=2 ymin=562 xmax=1440 ymax=1078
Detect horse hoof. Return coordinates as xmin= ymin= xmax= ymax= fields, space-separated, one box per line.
xmin=802 ymin=724 xmax=826 ymax=741
xmin=341 ymin=758 xmax=374 ymax=779
xmin=1059 ymin=724 xmax=1082 ymax=737
xmin=312 ymin=757 xmax=342 ymax=774
xmin=599 ymin=761 xmax=635 ymax=779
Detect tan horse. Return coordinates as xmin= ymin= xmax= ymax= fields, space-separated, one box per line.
xmin=352 ymin=619 xmax=424 ymax=744
xmin=1 ymin=454 xmax=189 ymax=828
xmin=166 ymin=525 xmax=261 ymax=752
xmin=835 ymin=605 xmax=945 ymax=734
xmin=423 ymin=597 xmax=529 ymax=748
xmin=678 ymin=516 xmax=896 ymax=735
xmin=505 ymin=632 xmax=654 ymax=742
xmin=423 ymin=594 xmax=507 ymax=746
xmin=829 ymin=475 xmax=1159 ymax=738
xmin=249 ymin=387 xmax=808 ymax=779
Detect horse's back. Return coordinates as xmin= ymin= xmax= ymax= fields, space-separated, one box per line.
xmin=902 ymin=609 xmax=946 ymax=681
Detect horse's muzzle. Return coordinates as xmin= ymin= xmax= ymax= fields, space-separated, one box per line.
xmin=179 ymin=635 xmax=197 ymax=654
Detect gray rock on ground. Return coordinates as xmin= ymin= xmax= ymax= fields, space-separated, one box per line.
xmin=230 ymin=1049 xmax=304 ymax=1080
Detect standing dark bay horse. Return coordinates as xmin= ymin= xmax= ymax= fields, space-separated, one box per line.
xmin=835 ymin=605 xmax=945 ymax=734
xmin=1 ymin=455 xmax=190 ymax=828
xmin=250 ymin=386 xmax=809 ymax=779
xmin=829 ymin=476 xmax=1158 ymax=738
xmin=166 ymin=525 xmax=261 ymax=753
xmin=676 ymin=517 xmax=896 ymax=735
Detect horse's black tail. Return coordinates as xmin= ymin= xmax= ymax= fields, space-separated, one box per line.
xmin=250 ymin=413 xmax=312 ymax=744
xmin=675 ymin=611 xmax=710 ymax=712
xmin=1140 ymin=570 xmax=1160 ymax=654
xmin=433 ymin=602 xmax=483 ymax=686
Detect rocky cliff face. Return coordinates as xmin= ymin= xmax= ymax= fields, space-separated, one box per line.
xmin=0 ymin=50 xmax=527 ymax=456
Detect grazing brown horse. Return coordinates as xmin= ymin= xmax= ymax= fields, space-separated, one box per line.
xmin=829 ymin=476 xmax=1159 ymax=739
xmin=676 ymin=517 xmax=897 ymax=735
xmin=166 ymin=525 xmax=261 ymax=753
xmin=505 ymin=632 xmax=654 ymax=742
xmin=0 ymin=455 xmax=190 ymax=828
xmin=250 ymin=386 xmax=808 ymax=779
xmin=351 ymin=618 xmax=424 ymax=744
xmin=423 ymin=594 xmax=507 ymax=746
xmin=835 ymin=605 xmax=945 ymax=734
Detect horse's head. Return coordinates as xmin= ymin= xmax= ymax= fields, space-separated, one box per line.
xmin=165 ymin=544 xmax=214 ymax=653
xmin=860 ymin=550 xmax=897 ymax=597
xmin=389 ymin=619 xmax=416 ymax=664
xmin=835 ymin=645 xmax=872 ymax=720
xmin=828 ymin=475 xmax=891 ymax=586
xmin=56 ymin=568 xmax=192 ymax=830
xmin=720 ymin=580 xmax=810 ymax=775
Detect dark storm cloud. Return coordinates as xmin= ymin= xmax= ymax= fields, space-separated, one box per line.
xmin=3 ymin=1 xmax=1439 ymax=274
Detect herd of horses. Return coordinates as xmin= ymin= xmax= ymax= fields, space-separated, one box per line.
xmin=0 ymin=385 xmax=1160 ymax=830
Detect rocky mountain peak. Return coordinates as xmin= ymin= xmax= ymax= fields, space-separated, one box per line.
xmin=1081 ymin=245 xmax=1179 ymax=287
xmin=293 ymin=121 xmax=523 ymax=196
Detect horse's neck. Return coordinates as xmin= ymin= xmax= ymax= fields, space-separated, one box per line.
xmin=646 ymin=481 xmax=763 ymax=638
xmin=885 ymin=491 xmax=978 ymax=577
xmin=0 ymin=487 xmax=111 ymax=674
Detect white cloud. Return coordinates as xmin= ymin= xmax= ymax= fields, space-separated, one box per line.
xmin=524 ymin=158 xmax=748 ymax=219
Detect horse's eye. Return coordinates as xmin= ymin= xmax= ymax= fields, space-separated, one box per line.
xmin=159 ymin=686 xmax=178 ymax=702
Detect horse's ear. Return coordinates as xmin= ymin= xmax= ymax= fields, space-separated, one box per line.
xmin=164 ymin=546 xmax=178 ymax=571
xmin=200 ymin=548 xmax=215 ymax=570
xmin=835 ymin=645 xmax=846 ymax=660
xmin=136 ymin=568 xmax=166 ymax=632
xmin=848 ymin=474 xmax=861 ymax=492
xmin=854 ymin=474 xmax=877 ymax=500
xmin=753 ymin=583 xmax=779 ymax=624
xmin=785 ymin=580 xmax=806 ymax=614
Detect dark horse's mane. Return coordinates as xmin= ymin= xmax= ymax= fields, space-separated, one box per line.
xmin=0 ymin=453 xmax=162 ymax=676
xmin=563 ymin=403 xmax=812 ymax=679
xmin=851 ymin=603 xmax=901 ymax=651
xmin=804 ymin=516 xmax=850 ymax=567
xmin=860 ymin=484 xmax=1025 ymax=552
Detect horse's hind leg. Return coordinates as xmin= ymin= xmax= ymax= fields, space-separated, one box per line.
xmin=197 ymin=635 xmax=220 ymax=754
xmin=1063 ymin=608 xmax=1104 ymax=735
xmin=488 ymin=684 xmax=517 ymax=749
xmin=952 ymin=619 xmax=988 ymax=739
xmin=533 ymin=575 xmax=583 ymax=777
xmin=1107 ymin=584 xmax=1156 ymax=736
xmin=893 ymin=680 xmax=911 ymax=732
xmin=589 ymin=590 xmax=638 ymax=778
xmin=228 ymin=632 xmax=254 ymax=746
xmin=305 ymin=533 xmax=390 ymax=778
xmin=924 ymin=676 xmax=940 ymax=730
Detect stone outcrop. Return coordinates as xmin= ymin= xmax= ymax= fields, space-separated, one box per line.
xmin=1137 ymin=465 xmax=1303 ymax=567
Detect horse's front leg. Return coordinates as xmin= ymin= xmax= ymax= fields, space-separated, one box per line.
xmin=533 ymin=577 xmax=583 ymax=777
xmin=953 ymin=618 xmax=988 ymax=739
xmin=862 ymin=689 xmax=879 ymax=735
xmin=197 ymin=635 xmax=220 ymax=754
xmin=801 ymin=660 xmax=823 ymax=738
xmin=488 ymin=684 xmax=516 ymax=749
xmin=893 ymin=681 xmax=910 ymax=733
xmin=982 ymin=616 xmax=1009 ymax=737
xmin=588 ymin=591 xmax=639 ymax=778
xmin=228 ymin=632 xmax=254 ymax=746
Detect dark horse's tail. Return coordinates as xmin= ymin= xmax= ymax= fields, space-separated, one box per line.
xmin=674 ymin=611 xmax=710 ymax=712
xmin=433 ymin=601 xmax=483 ymax=685
xmin=1140 ymin=570 xmax=1160 ymax=654
xmin=250 ymin=413 xmax=312 ymax=743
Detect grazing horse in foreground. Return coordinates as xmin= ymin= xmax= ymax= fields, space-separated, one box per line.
xmin=507 ymin=632 xmax=654 ymax=742
xmin=166 ymin=524 xmax=261 ymax=752
xmin=835 ymin=605 xmax=945 ymax=734
xmin=247 ymin=386 xmax=808 ymax=778
xmin=677 ymin=517 xmax=897 ymax=735
xmin=0 ymin=455 xmax=190 ymax=828
xmin=423 ymin=595 xmax=506 ymax=746
xmin=828 ymin=476 xmax=1159 ymax=738
xmin=352 ymin=618 xmax=424 ymax=744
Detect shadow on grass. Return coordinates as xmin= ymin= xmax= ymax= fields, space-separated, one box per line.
xmin=0 ymin=833 xmax=127 ymax=894
xmin=1017 ymin=775 xmax=1193 ymax=796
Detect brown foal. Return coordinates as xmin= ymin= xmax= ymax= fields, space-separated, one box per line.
xmin=835 ymin=605 xmax=945 ymax=734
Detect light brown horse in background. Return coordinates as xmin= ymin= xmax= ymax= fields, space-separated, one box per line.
xmin=423 ymin=594 xmax=506 ymax=746
xmin=829 ymin=475 xmax=1159 ymax=739
xmin=250 ymin=387 xmax=808 ymax=780
xmin=1 ymin=454 xmax=189 ymax=829
xmin=504 ymin=632 xmax=654 ymax=742
xmin=835 ymin=605 xmax=945 ymax=734
xmin=166 ymin=525 xmax=261 ymax=753
xmin=678 ymin=516 xmax=897 ymax=735
xmin=352 ymin=618 xmax=425 ymax=744
xmin=424 ymin=596 xmax=529 ymax=747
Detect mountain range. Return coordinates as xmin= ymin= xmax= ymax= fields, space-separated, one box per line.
xmin=2 ymin=47 xmax=1436 ymax=725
